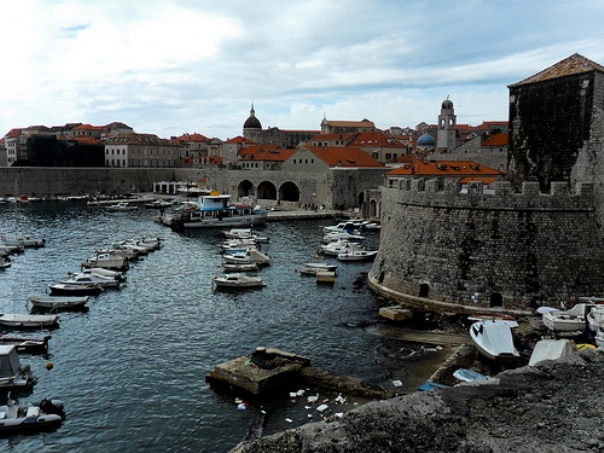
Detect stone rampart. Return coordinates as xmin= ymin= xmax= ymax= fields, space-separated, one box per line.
xmin=369 ymin=178 xmax=604 ymax=311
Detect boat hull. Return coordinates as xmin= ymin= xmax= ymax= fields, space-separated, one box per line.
xmin=29 ymin=296 xmax=89 ymax=309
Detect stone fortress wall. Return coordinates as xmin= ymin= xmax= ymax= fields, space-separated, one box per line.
xmin=368 ymin=178 xmax=604 ymax=312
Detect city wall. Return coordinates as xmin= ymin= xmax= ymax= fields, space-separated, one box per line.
xmin=368 ymin=179 xmax=604 ymax=312
xmin=0 ymin=167 xmax=385 ymax=210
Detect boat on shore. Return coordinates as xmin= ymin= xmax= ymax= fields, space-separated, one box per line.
xmin=159 ymin=191 xmax=267 ymax=230
xmin=540 ymin=303 xmax=592 ymax=333
xmin=469 ymin=319 xmax=520 ymax=362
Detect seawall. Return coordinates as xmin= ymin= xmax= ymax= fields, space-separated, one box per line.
xmin=369 ymin=178 xmax=604 ymax=310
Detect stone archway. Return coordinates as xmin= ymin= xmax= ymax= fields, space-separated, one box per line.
xmin=238 ymin=180 xmax=255 ymax=198
xmin=279 ymin=181 xmax=300 ymax=202
xmin=257 ymin=181 xmax=277 ymax=200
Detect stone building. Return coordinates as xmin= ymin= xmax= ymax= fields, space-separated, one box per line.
xmin=242 ymin=104 xmax=318 ymax=148
xmin=369 ymin=53 xmax=604 ymax=313
xmin=104 ymin=133 xmax=181 ymax=168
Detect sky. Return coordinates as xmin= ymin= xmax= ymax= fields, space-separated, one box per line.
xmin=1 ymin=0 xmax=603 ymax=141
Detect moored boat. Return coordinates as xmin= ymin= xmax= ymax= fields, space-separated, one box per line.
xmin=48 ymin=283 xmax=102 ymax=296
xmin=337 ymin=250 xmax=378 ymax=261
xmin=221 ymin=262 xmax=259 ymax=272
xmin=0 ymin=314 xmax=59 ymax=328
xmin=0 ymin=397 xmax=65 ymax=434
xmin=213 ymin=273 xmax=267 ymax=290
xmin=0 ymin=345 xmax=37 ymax=389
xmin=160 ymin=191 xmax=267 ymax=230
xmin=29 ymin=295 xmax=89 ymax=310
xmin=222 ymin=249 xmax=271 ymax=265
xmin=299 ymin=262 xmax=338 ymax=275
xmin=0 ymin=235 xmax=45 ymax=248
xmin=106 ymin=202 xmax=138 ymax=211
xmin=0 ymin=334 xmax=51 ymax=354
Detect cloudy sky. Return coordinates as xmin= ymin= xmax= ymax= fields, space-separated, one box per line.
xmin=1 ymin=1 xmax=602 ymax=140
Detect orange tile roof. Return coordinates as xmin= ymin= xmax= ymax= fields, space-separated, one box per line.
xmin=238 ymin=145 xmax=296 ymax=162
xmin=72 ymin=136 xmax=100 ymax=145
xmin=459 ymin=176 xmax=498 ymax=184
xmin=482 ymin=133 xmax=508 ymax=147
xmin=509 ymin=53 xmax=604 ymax=87
xmin=347 ymin=131 xmax=406 ymax=148
xmin=386 ymin=158 xmax=502 ymax=177
xmin=74 ymin=124 xmax=102 ymax=131
xmin=226 ymin=135 xmax=255 ymax=144
xmin=177 ymin=132 xmax=209 ymax=142
xmin=301 ymin=146 xmax=384 ymax=168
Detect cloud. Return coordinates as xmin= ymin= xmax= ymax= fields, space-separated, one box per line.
xmin=0 ymin=0 xmax=603 ymax=140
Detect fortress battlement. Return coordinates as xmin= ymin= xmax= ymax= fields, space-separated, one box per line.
xmin=388 ymin=178 xmax=594 ymax=211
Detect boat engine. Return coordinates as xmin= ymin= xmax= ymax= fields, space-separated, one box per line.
xmin=39 ymin=398 xmax=65 ymax=417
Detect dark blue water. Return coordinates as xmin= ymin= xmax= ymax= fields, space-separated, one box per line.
xmin=0 ymin=202 xmax=431 ymax=452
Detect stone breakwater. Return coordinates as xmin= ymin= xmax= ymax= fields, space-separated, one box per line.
xmin=231 ymin=349 xmax=604 ymax=452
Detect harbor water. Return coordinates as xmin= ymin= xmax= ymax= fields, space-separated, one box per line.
xmin=0 ymin=202 xmax=444 ymax=452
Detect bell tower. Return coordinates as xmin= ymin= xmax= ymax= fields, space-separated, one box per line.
xmin=437 ymin=96 xmax=456 ymax=151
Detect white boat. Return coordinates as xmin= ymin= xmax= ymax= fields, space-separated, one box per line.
xmin=587 ymin=305 xmax=604 ymax=332
xmin=222 ymin=249 xmax=271 ymax=265
xmin=323 ymin=231 xmax=365 ymax=244
xmin=161 ymin=192 xmax=267 ymax=230
xmin=0 ymin=314 xmax=59 ymax=328
xmin=469 ymin=320 xmax=520 ymax=361
xmin=0 ymin=334 xmax=51 ymax=354
xmin=82 ymin=267 xmax=126 ymax=281
xmin=222 ymin=228 xmax=269 ymax=243
xmin=0 ymin=235 xmax=45 ymax=248
xmin=29 ymin=295 xmax=89 ymax=309
xmin=0 ymin=397 xmax=65 ymax=434
xmin=541 ymin=303 xmax=592 ymax=333
xmin=106 ymin=202 xmax=138 ymax=211
xmin=0 ymin=256 xmax=10 ymax=269
xmin=299 ymin=262 xmax=338 ymax=275
xmin=320 ymin=239 xmax=365 ymax=256
xmin=221 ymin=262 xmax=259 ymax=272
xmin=0 ymin=345 xmax=37 ymax=389
xmin=322 ymin=221 xmax=363 ymax=235
xmin=528 ymin=339 xmax=577 ymax=366
xmin=60 ymin=273 xmax=120 ymax=288
xmin=81 ymin=251 xmax=129 ymax=271
xmin=213 ymin=273 xmax=266 ymax=290
xmin=48 ymin=282 xmax=102 ymax=296
xmin=337 ymin=250 xmax=378 ymax=261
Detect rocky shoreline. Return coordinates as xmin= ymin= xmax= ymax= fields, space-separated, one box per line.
xmin=231 ymin=348 xmax=604 ymax=452
xmin=229 ymin=311 xmax=604 ymax=452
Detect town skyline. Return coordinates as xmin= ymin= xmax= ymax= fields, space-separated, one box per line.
xmin=1 ymin=1 xmax=602 ymax=140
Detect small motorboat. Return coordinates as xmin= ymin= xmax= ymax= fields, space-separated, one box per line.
xmin=323 ymin=231 xmax=365 ymax=244
xmin=81 ymin=252 xmax=129 ymax=271
xmin=48 ymin=283 xmax=102 ymax=296
xmin=299 ymin=262 xmax=338 ymax=275
xmin=106 ymin=202 xmax=138 ymax=211
xmin=320 ymin=239 xmax=365 ymax=256
xmin=0 ymin=235 xmax=45 ymax=248
xmin=213 ymin=273 xmax=267 ymax=290
xmin=0 ymin=314 xmax=59 ymax=328
xmin=469 ymin=319 xmax=520 ymax=362
xmin=337 ymin=250 xmax=378 ymax=261
xmin=29 ymin=295 xmax=89 ymax=310
xmin=82 ymin=267 xmax=126 ymax=281
xmin=59 ymin=273 xmax=120 ymax=289
xmin=540 ymin=303 xmax=592 ymax=333
xmin=221 ymin=262 xmax=259 ymax=272
xmin=0 ymin=397 xmax=65 ymax=434
xmin=222 ymin=249 xmax=271 ymax=265
xmin=0 ymin=345 xmax=37 ymax=389
xmin=0 ymin=256 xmax=10 ymax=269
xmin=0 ymin=334 xmax=51 ymax=354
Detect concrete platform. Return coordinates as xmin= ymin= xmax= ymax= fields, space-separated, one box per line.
xmin=379 ymin=306 xmax=413 ymax=322
xmin=205 ymin=348 xmax=310 ymax=396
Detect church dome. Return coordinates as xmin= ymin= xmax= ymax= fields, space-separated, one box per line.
xmin=441 ymin=98 xmax=454 ymax=109
xmin=417 ymin=133 xmax=436 ymax=147
xmin=243 ymin=103 xmax=262 ymax=130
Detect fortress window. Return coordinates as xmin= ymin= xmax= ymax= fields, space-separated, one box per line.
xmin=419 ymin=284 xmax=430 ymax=298
xmin=490 ymin=293 xmax=503 ymax=307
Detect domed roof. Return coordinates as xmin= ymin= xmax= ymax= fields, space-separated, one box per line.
xmin=417 ymin=133 xmax=436 ymax=146
xmin=441 ymin=98 xmax=454 ymax=109
xmin=243 ymin=103 xmax=262 ymax=130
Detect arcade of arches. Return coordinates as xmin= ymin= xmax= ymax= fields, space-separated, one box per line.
xmin=237 ymin=179 xmax=300 ymax=203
